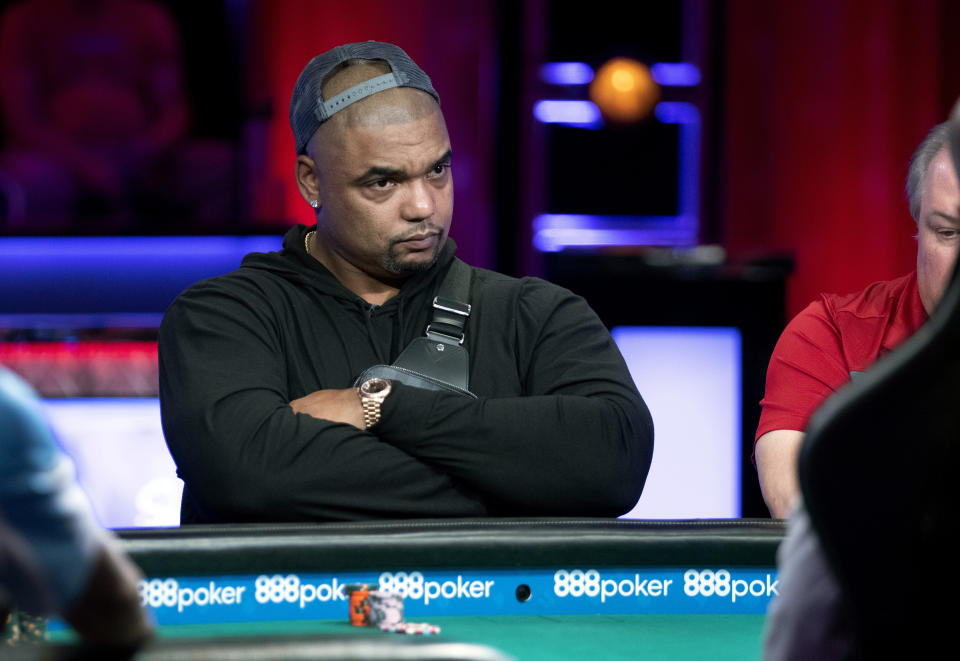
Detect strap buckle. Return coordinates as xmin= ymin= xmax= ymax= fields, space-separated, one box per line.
xmin=433 ymin=296 xmax=471 ymax=317
xmin=426 ymin=296 xmax=471 ymax=345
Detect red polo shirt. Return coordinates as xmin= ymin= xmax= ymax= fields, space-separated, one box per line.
xmin=756 ymin=271 xmax=928 ymax=441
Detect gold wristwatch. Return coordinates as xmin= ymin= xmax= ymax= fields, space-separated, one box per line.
xmin=358 ymin=378 xmax=392 ymax=429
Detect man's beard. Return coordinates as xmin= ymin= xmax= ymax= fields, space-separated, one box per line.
xmin=382 ymin=226 xmax=445 ymax=275
xmin=382 ymin=242 xmax=443 ymax=275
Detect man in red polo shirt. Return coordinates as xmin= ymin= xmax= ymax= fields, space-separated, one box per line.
xmin=755 ymin=119 xmax=960 ymax=518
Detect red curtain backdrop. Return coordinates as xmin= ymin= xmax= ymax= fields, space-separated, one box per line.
xmin=721 ymin=0 xmax=945 ymax=318
xmin=247 ymin=0 xmax=497 ymax=269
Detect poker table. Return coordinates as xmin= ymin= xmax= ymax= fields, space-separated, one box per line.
xmin=22 ymin=518 xmax=785 ymax=660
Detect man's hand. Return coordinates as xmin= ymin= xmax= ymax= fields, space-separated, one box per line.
xmin=755 ymin=429 xmax=805 ymax=518
xmin=289 ymin=388 xmax=364 ymax=429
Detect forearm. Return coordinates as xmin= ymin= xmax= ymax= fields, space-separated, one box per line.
xmin=366 ymin=279 xmax=655 ymax=516
xmin=375 ymin=384 xmax=653 ymax=515
xmin=755 ymin=430 xmax=804 ymax=518
xmin=289 ymin=387 xmax=363 ymax=429
xmin=162 ymin=387 xmax=486 ymax=521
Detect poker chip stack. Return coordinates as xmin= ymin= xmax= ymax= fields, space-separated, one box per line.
xmin=342 ymin=584 xmax=441 ymax=635
xmin=366 ymin=591 xmax=404 ymax=630
xmin=343 ymin=583 xmax=377 ymax=627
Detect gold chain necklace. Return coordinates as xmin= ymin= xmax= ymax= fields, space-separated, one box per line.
xmin=304 ymin=230 xmax=315 ymax=256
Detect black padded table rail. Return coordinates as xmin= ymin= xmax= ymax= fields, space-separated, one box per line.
xmin=118 ymin=518 xmax=786 ymax=575
xmin=3 ymin=635 xmax=514 ymax=661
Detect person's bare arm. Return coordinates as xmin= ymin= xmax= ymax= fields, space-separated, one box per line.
xmin=755 ymin=429 xmax=804 ymax=518
xmin=289 ymin=388 xmax=363 ymax=429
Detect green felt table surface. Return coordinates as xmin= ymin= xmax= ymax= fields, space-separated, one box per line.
xmin=141 ymin=613 xmax=767 ymax=660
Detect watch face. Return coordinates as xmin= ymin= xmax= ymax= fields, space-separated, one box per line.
xmin=363 ymin=378 xmax=390 ymax=395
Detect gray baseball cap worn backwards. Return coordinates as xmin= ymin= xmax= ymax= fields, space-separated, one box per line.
xmin=289 ymin=41 xmax=441 ymax=154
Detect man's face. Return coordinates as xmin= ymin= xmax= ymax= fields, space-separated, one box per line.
xmin=309 ymin=97 xmax=453 ymax=283
xmin=916 ymin=147 xmax=960 ymax=315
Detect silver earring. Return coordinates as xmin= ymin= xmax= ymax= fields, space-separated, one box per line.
xmin=310 ymin=200 xmax=319 ymax=209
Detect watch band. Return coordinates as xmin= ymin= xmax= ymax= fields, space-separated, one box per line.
xmin=361 ymin=398 xmax=382 ymax=429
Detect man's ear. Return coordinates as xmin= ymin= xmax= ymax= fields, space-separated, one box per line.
xmin=295 ymin=155 xmax=321 ymax=208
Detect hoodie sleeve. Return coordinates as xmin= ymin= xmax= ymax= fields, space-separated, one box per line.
xmin=158 ymin=276 xmax=488 ymax=522
xmin=373 ymin=277 xmax=654 ymax=517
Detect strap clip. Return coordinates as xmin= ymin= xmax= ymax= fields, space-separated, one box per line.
xmin=426 ymin=296 xmax=471 ymax=345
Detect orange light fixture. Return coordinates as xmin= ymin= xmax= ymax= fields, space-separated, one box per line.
xmin=589 ymin=57 xmax=660 ymax=123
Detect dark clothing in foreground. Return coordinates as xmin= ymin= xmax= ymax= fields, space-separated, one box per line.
xmin=762 ymin=504 xmax=858 ymax=661
xmin=159 ymin=225 xmax=653 ymax=523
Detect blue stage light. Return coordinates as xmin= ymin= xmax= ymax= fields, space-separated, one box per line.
xmin=540 ymin=62 xmax=595 ymax=85
xmin=532 ymin=100 xmax=603 ymax=129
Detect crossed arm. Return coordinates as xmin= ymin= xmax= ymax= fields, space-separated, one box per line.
xmin=289 ymin=388 xmax=363 ymax=428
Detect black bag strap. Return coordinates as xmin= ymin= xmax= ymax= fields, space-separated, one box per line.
xmin=387 ymin=259 xmax=474 ymax=392
xmin=426 ymin=259 xmax=472 ymax=346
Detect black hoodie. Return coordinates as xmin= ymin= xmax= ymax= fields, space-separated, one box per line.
xmin=159 ymin=225 xmax=653 ymax=523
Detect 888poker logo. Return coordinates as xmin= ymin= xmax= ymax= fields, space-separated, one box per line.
xmin=376 ymin=572 xmax=496 ymax=605
xmin=130 ymin=566 xmax=780 ymax=625
xmin=548 ymin=568 xmax=779 ymax=614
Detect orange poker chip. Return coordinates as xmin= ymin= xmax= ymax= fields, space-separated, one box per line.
xmin=348 ymin=590 xmax=370 ymax=626
xmin=343 ymin=583 xmax=376 ymax=627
